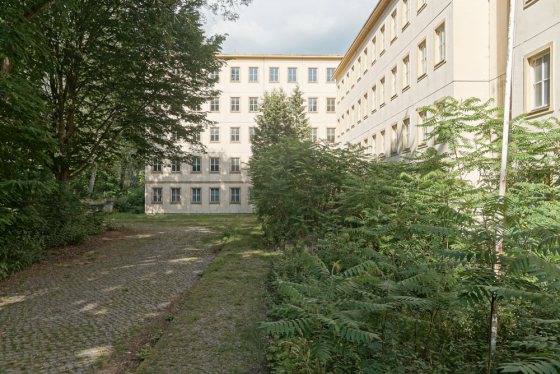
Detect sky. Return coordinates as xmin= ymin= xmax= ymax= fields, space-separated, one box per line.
xmin=203 ymin=0 xmax=379 ymax=56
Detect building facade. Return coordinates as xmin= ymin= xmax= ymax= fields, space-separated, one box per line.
xmin=333 ymin=0 xmax=558 ymax=159
xmin=145 ymin=55 xmax=342 ymax=214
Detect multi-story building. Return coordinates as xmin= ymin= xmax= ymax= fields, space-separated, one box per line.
xmin=145 ymin=54 xmax=342 ymax=214
xmin=333 ymin=0 xmax=558 ymax=159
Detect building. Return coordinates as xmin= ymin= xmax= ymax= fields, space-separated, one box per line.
xmin=145 ymin=55 xmax=343 ymax=214
xmin=333 ymin=0 xmax=558 ymax=159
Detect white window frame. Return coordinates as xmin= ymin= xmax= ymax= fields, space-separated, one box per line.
xmin=436 ymin=24 xmax=446 ymax=64
xmin=230 ymin=158 xmax=240 ymax=173
xmin=192 ymin=157 xmax=201 ymax=172
xmin=327 ymin=128 xmax=336 ymax=142
xmin=308 ymin=68 xmax=318 ymax=83
xmin=230 ymin=188 xmax=241 ymax=204
xmin=210 ymin=97 xmax=220 ymax=112
xmin=171 ymin=188 xmax=181 ymax=204
xmin=327 ymin=68 xmax=336 ymax=83
xmin=230 ymin=67 xmax=240 ymax=82
xmin=230 ymin=97 xmax=240 ymax=112
xmin=311 ymin=128 xmax=318 ymax=142
xmin=210 ymin=127 xmax=220 ymax=142
xmin=210 ymin=188 xmax=220 ymax=203
xmin=326 ymin=98 xmax=336 ymax=113
xmin=403 ymin=118 xmax=411 ymax=150
xmin=230 ymin=127 xmax=240 ymax=142
xmin=270 ymin=67 xmax=279 ymax=82
xmin=288 ymin=68 xmax=298 ymax=83
xmin=210 ymin=157 xmax=220 ymax=173
xmin=249 ymin=97 xmax=259 ymax=112
xmin=530 ymin=51 xmax=551 ymax=110
xmin=191 ymin=188 xmax=201 ymax=203
xmin=308 ymin=98 xmax=318 ymax=112
xmin=249 ymin=67 xmax=259 ymax=82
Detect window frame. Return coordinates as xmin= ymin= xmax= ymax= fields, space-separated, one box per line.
xmin=308 ymin=68 xmax=318 ymax=83
xmin=391 ymin=10 xmax=398 ymax=42
xmin=191 ymin=188 xmax=202 ymax=204
xmin=418 ymin=111 xmax=428 ymax=146
xmin=372 ymin=37 xmax=377 ymax=64
xmin=152 ymin=187 xmax=163 ymax=204
xmin=308 ymin=97 xmax=318 ymax=113
xmin=434 ymin=22 xmax=446 ymax=67
xmin=210 ymin=188 xmax=220 ymax=204
xmin=391 ymin=66 xmax=398 ymax=99
xmin=230 ymin=188 xmax=241 ymax=204
xmin=249 ymin=97 xmax=259 ymax=113
xmin=230 ymin=67 xmax=240 ymax=82
xmin=326 ymin=98 xmax=336 ymax=113
xmin=391 ymin=124 xmax=398 ymax=155
xmin=380 ymin=130 xmax=386 ymax=156
xmin=209 ymin=97 xmax=220 ymax=112
xmin=230 ymin=157 xmax=241 ymax=173
xmin=525 ymin=46 xmax=553 ymax=114
xmin=418 ymin=39 xmax=428 ymax=79
xmin=311 ymin=128 xmax=318 ymax=143
xmin=230 ymin=127 xmax=240 ymax=143
xmin=249 ymin=127 xmax=256 ymax=143
xmin=171 ymin=160 xmax=181 ymax=173
xmin=269 ymin=67 xmax=279 ymax=83
xmin=402 ymin=118 xmax=411 ymax=151
xmin=152 ymin=160 xmax=162 ymax=173
xmin=170 ymin=187 xmax=182 ymax=204
xmin=418 ymin=0 xmax=427 ymax=13
xmin=380 ymin=78 xmax=386 ymax=106
xmin=288 ymin=67 xmax=298 ymax=83
xmin=210 ymin=127 xmax=220 ymax=143
xmin=371 ymin=85 xmax=377 ymax=113
xmin=372 ymin=135 xmax=377 ymax=158
xmin=402 ymin=0 xmax=410 ymax=29
xmin=402 ymin=55 xmax=410 ymax=90
xmin=380 ymin=25 xmax=386 ymax=54
xmin=210 ymin=70 xmax=220 ymax=82
xmin=326 ymin=128 xmax=336 ymax=142
xmin=210 ymin=157 xmax=220 ymax=173
xmin=249 ymin=67 xmax=259 ymax=83
xmin=230 ymin=97 xmax=240 ymax=113
xmin=191 ymin=157 xmax=201 ymax=173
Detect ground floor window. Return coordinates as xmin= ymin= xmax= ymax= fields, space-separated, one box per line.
xmin=152 ymin=188 xmax=162 ymax=203
xmin=230 ymin=188 xmax=240 ymax=203
xmin=171 ymin=188 xmax=181 ymax=203
xmin=191 ymin=188 xmax=201 ymax=203
xmin=210 ymin=188 xmax=220 ymax=203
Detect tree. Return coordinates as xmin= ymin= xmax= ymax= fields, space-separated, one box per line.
xmin=251 ymin=86 xmax=311 ymax=157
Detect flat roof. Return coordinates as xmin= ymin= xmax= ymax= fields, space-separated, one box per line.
xmin=332 ymin=0 xmax=388 ymax=80
xmin=216 ymin=54 xmax=343 ymax=60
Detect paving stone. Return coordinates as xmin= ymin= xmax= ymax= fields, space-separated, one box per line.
xmin=0 ymin=224 xmax=217 ymax=373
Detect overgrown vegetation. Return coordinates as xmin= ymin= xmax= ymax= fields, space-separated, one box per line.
xmin=250 ymin=97 xmax=560 ymax=373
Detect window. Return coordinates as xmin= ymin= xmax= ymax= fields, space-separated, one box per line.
xmin=192 ymin=157 xmax=201 ymax=172
xmin=380 ymin=26 xmax=385 ymax=52
xmin=364 ymin=49 xmax=368 ymax=70
xmin=351 ymin=65 xmax=355 ymax=85
xmin=210 ymin=188 xmax=220 ymax=203
xmin=372 ymin=37 xmax=377 ymax=62
xmin=230 ymin=158 xmax=240 ymax=173
xmin=210 ymin=157 xmax=220 ymax=173
xmin=337 ymin=84 xmax=341 ymax=100
xmin=346 ymin=73 xmax=350 ymax=92
xmin=380 ymin=78 xmax=385 ymax=105
xmin=372 ymin=86 xmax=377 ymax=112
xmin=210 ymin=97 xmax=220 ymax=112
xmin=364 ymin=93 xmax=368 ymax=115
xmin=230 ymin=127 xmax=240 ymax=142
xmin=230 ymin=97 xmax=240 ymax=112
xmin=210 ymin=70 xmax=219 ymax=81
xmin=308 ymin=68 xmax=318 ymax=83
xmin=191 ymin=188 xmax=201 ymax=203
xmin=311 ymin=128 xmax=318 ymax=142
xmin=171 ymin=188 xmax=181 ymax=204
xmin=249 ymin=127 xmax=256 ymax=142
xmin=391 ymin=10 xmax=398 ymax=40
xmin=171 ymin=160 xmax=181 ymax=173
xmin=308 ymin=98 xmax=318 ymax=112
xmin=418 ymin=0 xmax=427 ymax=10
xmin=357 ymin=58 xmax=362 ymax=79
xmin=327 ymin=98 xmax=336 ymax=113
xmin=351 ymin=106 xmax=355 ymax=127
xmin=419 ymin=112 xmax=428 ymax=144
xmin=249 ymin=97 xmax=259 ymax=112
xmin=171 ymin=131 xmax=179 ymax=142
xmin=249 ymin=67 xmax=259 ymax=82
xmin=531 ymin=51 xmax=551 ymax=110
xmin=248 ymin=188 xmax=254 ymax=204
xmin=403 ymin=56 xmax=410 ymax=88
xmin=327 ymin=68 xmax=336 ymax=82
xmin=436 ymin=24 xmax=446 ymax=64
xmin=346 ymin=111 xmax=350 ymax=130
xmin=152 ymin=188 xmax=162 ymax=203
xmin=364 ymin=138 xmax=369 ymax=155
xmin=403 ymin=118 xmax=411 ymax=150
xmin=153 ymin=160 xmax=162 ymax=173
xmin=327 ymin=128 xmax=336 ymax=142
xmin=270 ymin=67 xmax=279 ymax=82
xmin=210 ymin=127 xmax=220 ymax=142
xmin=230 ymin=188 xmax=240 ymax=204
xmin=391 ymin=125 xmax=398 ymax=154
xmin=419 ymin=41 xmax=427 ymax=77
xmin=357 ymin=100 xmax=362 ymax=122
xmin=193 ymin=130 xmax=201 ymax=142
xmin=230 ymin=67 xmax=240 ymax=82
xmin=403 ymin=0 xmax=410 ymax=26
xmin=391 ymin=68 xmax=397 ymax=97
xmin=381 ymin=131 xmax=386 ymax=155
xmin=288 ymin=68 xmax=298 ymax=82
xmin=337 ymin=118 xmax=341 ymax=136
xmin=372 ymin=135 xmax=377 ymax=157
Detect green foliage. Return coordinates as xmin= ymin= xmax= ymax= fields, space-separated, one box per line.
xmin=258 ymin=97 xmax=560 ymax=374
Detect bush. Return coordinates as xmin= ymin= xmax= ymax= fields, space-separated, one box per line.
xmin=114 ymin=185 xmax=145 ymax=214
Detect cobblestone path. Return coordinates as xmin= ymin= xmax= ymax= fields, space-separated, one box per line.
xmin=0 ymin=223 xmax=218 ymax=374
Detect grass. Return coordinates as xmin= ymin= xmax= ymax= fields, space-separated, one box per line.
xmin=110 ymin=213 xmax=270 ymax=374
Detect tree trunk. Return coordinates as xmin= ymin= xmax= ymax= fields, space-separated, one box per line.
xmin=87 ymin=164 xmax=97 ymax=199
xmin=487 ymin=294 xmax=498 ymax=374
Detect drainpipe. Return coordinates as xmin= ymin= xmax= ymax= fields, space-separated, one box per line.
xmin=491 ymin=0 xmax=517 ymax=354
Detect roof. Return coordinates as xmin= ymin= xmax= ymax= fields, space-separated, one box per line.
xmin=216 ymin=54 xmax=343 ymax=61
xmin=332 ymin=0 xmax=390 ymax=80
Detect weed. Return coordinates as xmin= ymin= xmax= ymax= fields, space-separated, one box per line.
xmin=136 ymin=343 xmax=151 ymax=360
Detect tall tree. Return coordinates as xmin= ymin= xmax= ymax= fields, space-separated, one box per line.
xmin=251 ymin=86 xmax=311 ymax=156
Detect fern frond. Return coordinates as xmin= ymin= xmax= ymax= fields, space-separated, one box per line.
xmin=500 ymin=358 xmax=560 ymax=373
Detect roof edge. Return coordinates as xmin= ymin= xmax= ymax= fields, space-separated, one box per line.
xmin=216 ymin=54 xmax=344 ymax=60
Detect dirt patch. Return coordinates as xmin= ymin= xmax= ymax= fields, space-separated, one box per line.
xmin=0 ymin=228 xmax=134 ymax=294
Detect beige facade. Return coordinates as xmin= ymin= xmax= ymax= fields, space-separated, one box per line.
xmin=145 ymin=55 xmax=342 ymax=214
xmin=333 ymin=0 xmax=558 ymax=159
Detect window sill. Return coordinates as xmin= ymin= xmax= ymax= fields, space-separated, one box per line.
xmin=380 ymin=50 xmax=386 ymax=57
xmin=351 ymin=125 xmax=355 ymax=128
xmin=230 ymin=202 xmax=241 ymax=205
xmin=380 ymin=103 xmax=386 ymax=108
xmin=364 ymin=69 xmax=368 ymax=75
xmin=417 ymin=73 xmax=427 ymax=82
xmin=358 ymin=120 xmax=362 ymax=124
xmin=525 ymin=106 xmax=553 ymax=119
xmin=371 ymin=109 xmax=377 ymax=114
xmin=288 ymin=81 xmax=297 ymax=84
xmin=230 ymin=172 xmax=241 ymax=174
xmin=391 ymin=37 xmax=397 ymax=45
xmin=391 ymin=152 xmax=398 ymax=156
xmin=524 ymin=0 xmax=538 ymax=8
xmin=402 ymin=148 xmax=411 ymax=154
xmin=402 ymin=85 xmax=410 ymax=93
xmin=391 ymin=94 xmax=398 ymax=101
xmin=418 ymin=143 xmax=428 ymax=149
xmin=346 ymin=91 xmax=350 ymax=95
xmin=372 ymin=60 xmax=377 ymax=66
xmin=152 ymin=171 xmax=163 ymax=174
xmin=171 ymin=172 xmax=182 ymax=174
xmin=434 ymin=60 xmax=446 ymax=70
xmin=363 ymin=115 xmax=368 ymax=120
xmin=351 ymin=85 xmax=355 ymax=89
xmin=170 ymin=202 xmax=182 ymax=205
xmin=357 ymin=77 xmax=362 ymax=83
xmin=210 ymin=172 xmax=221 ymax=174
xmin=417 ymin=3 xmax=427 ymax=14
xmin=152 ymin=202 xmax=163 ymax=204
xmin=402 ymin=22 xmax=410 ymax=32
xmin=190 ymin=202 xmax=202 ymax=204
xmin=209 ymin=202 xmax=220 ymax=205
xmin=379 ymin=154 xmax=386 ymax=160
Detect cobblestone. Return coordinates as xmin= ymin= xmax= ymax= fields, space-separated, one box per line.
xmin=0 ymin=224 xmax=217 ymax=374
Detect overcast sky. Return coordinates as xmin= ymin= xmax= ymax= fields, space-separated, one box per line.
xmin=204 ymin=0 xmax=379 ymax=56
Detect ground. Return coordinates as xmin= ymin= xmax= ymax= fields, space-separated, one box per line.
xmin=0 ymin=214 xmax=269 ymax=374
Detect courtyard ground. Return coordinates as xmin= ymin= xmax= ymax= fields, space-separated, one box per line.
xmin=0 ymin=214 xmax=268 ymax=374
